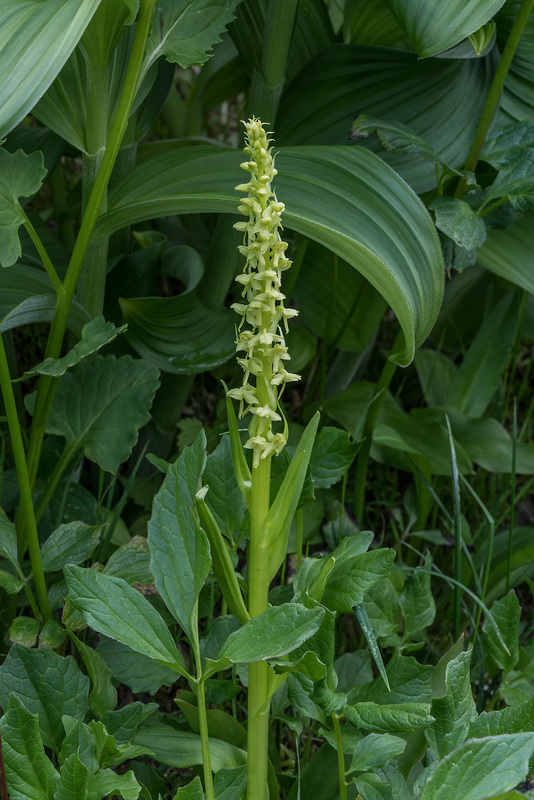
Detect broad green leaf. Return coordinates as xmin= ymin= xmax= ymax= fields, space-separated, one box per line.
xmin=469 ymin=20 xmax=496 ymax=54
xmin=430 ymin=197 xmax=487 ymax=250
xmin=353 ymin=772 xmax=392 ymax=800
xmin=322 ymin=548 xmax=396 ymax=614
xmin=68 ymin=634 xmax=117 ymax=718
xmin=217 ymin=603 xmax=325 ymax=664
xmin=18 ymin=317 xmax=127 ymax=380
xmin=64 ymin=565 xmax=190 ymax=678
xmin=147 ymin=431 xmax=211 ymax=643
xmin=1 ymin=694 xmax=58 ymax=800
xmin=414 ymin=349 xmax=458 ymax=408
xmin=174 ymin=694 xmax=247 ymax=749
xmin=483 ymin=590 xmax=520 ymax=674
xmin=0 ymin=644 xmax=90 ymax=751
xmin=345 ymin=701 xmax=433 ymax=734
xmin=40 ymin=521 xmax=101 ymax=573
xmin=419 ymin=734 xmax=534 ymax=800
xmin=351 ymin=115 xmax=448 ymax=167
xmin=426 ymin=649 xmax=477 ymax=759
xmin=35 ymin=355 xmax=160 ymax=473
xmin=173 ymin=777 xmax=204 ymax=799
xmin=447 ymin=290 xmax=520 ymax=418
xmin=349 ymin=650 xmax=433 ymax=706
xmin=310 ymin=427 xmax=360 ymax=488
xmin=399 ymin=553 xmax=435 ymax=638
xmin=0 ymin=568 xmax=24 ymax=594
xmin=119 ymin=242 xmax=234 ymax=372
xmin=481 ymin=120 xmax=534 ymax=168
xmin=431 ymin=636 xmax=466 ymax=700
xmin=87 ymin=768 xmax=141 ymax=800
xmin=269 ymin=650 xmax=327 ymax=682
xmin=478 ymin=213 xmax=534 ymax=294
xmin=133 ymin=716 xmax=247 ymax=771
xmin=144 ymin=0 xmax=241 ymax=73
xmin=9 ymin=616 xmax=40 ymax=648
xmin=0 ymin=148 xmax=47 ymax=267
xmin=497 ymin=0 xmax=534 ymax=121
xmin=213 ymin=765 xmax=248 ymax=800
xmin=385 ymin=0 xmax=506 ymax=57
xmin=103 ymin=535 xmax=153 ymax=584
xmin=54 ymin=752 xmax=88 ymax=800
xmin=344 ymin=0 xmax=409 ymax=47
xmin=486 ymin=149 xmax=534 ymax=210
xmin=277 ymin=45 xmax=494 ymax=194
xmin=0 ymin=0 xmax=101 ymax=138
xmin=96 ymin=636 xmax=178 ymax=694
xmin=97 ymin=145 xmax=444 ymax=366
xmin=362 ymin=579 xmax=399 ymax=641
xmin=39 ymin=620 xmax=67 ymax=650
xmin=470 ymin=697 xmax=534 ymax=738
xmin=347 ymin=732 xmax=406 ymax=774
xmin=203 ymin=435 xmax=247 ymax=539
xmin=101 ymin=702 xmax=159 ymax=744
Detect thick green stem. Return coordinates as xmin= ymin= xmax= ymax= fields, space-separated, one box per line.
xmin=353 ymin=331 xmax=402 ymax=525
xmin=22 ymin=0 xmax=157 ymax=542
xmin=247 ymin=453 xmax=272 ymax=800
xmin=455 ymin=0 xmax=534 ymax=199
xmin=247 ymin=0 xmax=299 ymax=122
xmin=0 ymin=334 xmax=51 ymax=622
xmin=332 ymin=713 xmax=347 ymax=800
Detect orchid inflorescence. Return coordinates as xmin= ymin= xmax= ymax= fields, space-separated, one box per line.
xmin=227 ymin=118 xmax=300 ymax=468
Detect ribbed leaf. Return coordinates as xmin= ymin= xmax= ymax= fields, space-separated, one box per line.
xmin=497 ymin=0 xmax=534 ymax=120
xmin=478 ymin=212 xmax=534 ymax=293
xmin=0 ymin=0 xmax=101 ymax=138
xmin=97 ymin=145 xmax=444 ymax=365
xmin=276 ymin=45 xmax=495 ymax=192
xmin=385 ymin=0 xmax=506 ymax=57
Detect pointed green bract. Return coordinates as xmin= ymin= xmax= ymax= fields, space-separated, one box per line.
xmin=172 ymin=776 xmax=204 ymax=799
xmin=54 ymin=752 xmax=89 ymax=800
xmin=64 ymin=565 xmax=191 ymax=679
xmin=147 ymin=431 xmax=211 ymax=643
xmin=354 ymin=604 xmax=390 ymax=692
xmin=224 ymin=384 xmax=252 ymax=506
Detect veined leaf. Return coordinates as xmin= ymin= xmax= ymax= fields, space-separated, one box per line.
xmin=426 ymin=649 xmax=477 ymax=759
xmin=1 ymin=695 xmax=58 ymax=800
xmin=430 ymin=197 xmax=487 ymax=250
xmin=385 ymin=0 xmax=506 ymax=57
xmin=0 ymin=0 xmax=101 ymax=138
xmin=97 ymin=145 xmax=444 ymax=365
xmin=345 ymin=701 xmax=433 ymax=734
xmin=0 ymin=148 xmax=47 ymax=267
xmin=173 ymin=777 xmax=204 ymax=800
xmin=497 ymin=0 xmax=534 ymax=121
xmin=147 ymin=432 xmax=211 ymax=644
xmin=54 ymin=753 xmax=89 ymax=800
xmin=478 ymin=212 xmax=534 ymax=294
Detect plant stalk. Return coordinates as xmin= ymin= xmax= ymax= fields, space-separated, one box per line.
xmin=0 ymin=333 xmax=51 ymax=622
xmin=194 ymin=651 xmax=215 ymax=800
xmin=353 ymin=330 xmax=402 ymax=525
xmin=22 ymin=0 xmax=157 ymax=544
xmin=455 ymin=0 xmax=534 ymax=198
xmin=332 ymin=713 xmax=347 ymax=800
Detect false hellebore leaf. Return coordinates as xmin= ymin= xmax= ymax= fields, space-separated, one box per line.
xmin=0 ymin=148 xmax=47 ymax=267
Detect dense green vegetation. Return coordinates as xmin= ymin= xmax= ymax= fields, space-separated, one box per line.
xmin=2 ymin=1 xmax=534 ymax=798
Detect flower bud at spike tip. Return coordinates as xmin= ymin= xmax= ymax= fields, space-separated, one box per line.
xmin=228 ymin=118 xmax=300 ymax=469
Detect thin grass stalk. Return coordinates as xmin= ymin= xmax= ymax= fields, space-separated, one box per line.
xmin=445 ymin=416 xmax=462 ymax=640
xmin=506 ymin=399 xmax=518 ymax=593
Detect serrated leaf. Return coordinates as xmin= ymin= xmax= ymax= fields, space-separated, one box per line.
xmin=426 ymin=649 xmax=477 ymax=759
xmin=483 ymin=590 xmax=520 ymax=674
xmin=54 ymin=752 xmax=88 ymax=800
xmin=419 ymin=734 xmax=534 ymax=800
xmin=0 ymin=148 xmax=47 ymax=267
xmin=469 ymin=697 xmax=534 ymax=738
xmin=144 ymin=0 xmax=241 ymax=72
xmin=399 ymin=553 xmax=436 ymax=637
xmin=9 ymin=616 xmax=40 ymax=648
xmin=147 ymin=431 xmax=211 ymax=643
xmin=40 ymin=521 xmax=101 ymax=573
xmin=430 ymin=197 xmax=487 ymax=250
xmin=345 ymin=701 xmax=433 ymax=734
xmin=384 ymin=0 xmax=506 ymax=57
xmin=322 ymin=548 xmax=396 ymax=614
xmin=32 ymin=355 xmax=160 ymax=474
xmin=64 ymin=565 xmax=190 ymax=678
xmin=213 ymin=765 xmax=248 ymax=800
xmin=98 ymin=145 xmax=444 ymax=366
xmin=310 ymin=427 xmax=360 ymax=488
xmin=0 ymin=644 xmax=90 ymax=751
xmin=1 ymin=694 xmax=58 ymax=800
xmin=18 ymin=316 xmax=127 ymax=380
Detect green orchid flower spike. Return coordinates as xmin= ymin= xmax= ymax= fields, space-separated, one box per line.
xmin=228 ymin=117 xmax=300 ymax=468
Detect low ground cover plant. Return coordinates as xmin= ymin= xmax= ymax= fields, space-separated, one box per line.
xmin=3 ymin=1 xmax=534 ymax=799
